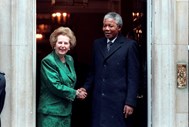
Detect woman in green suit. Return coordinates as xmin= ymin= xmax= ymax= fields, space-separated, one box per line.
xmin=37 ymin=26 xmax=87 ymax=127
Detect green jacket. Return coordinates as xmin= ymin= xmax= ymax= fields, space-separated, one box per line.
xmin=38 ymin=51 xmax=77 ymax=116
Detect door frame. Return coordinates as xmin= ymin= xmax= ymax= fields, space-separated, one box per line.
xmin=147 ymin=0 xmax=152 ymax=126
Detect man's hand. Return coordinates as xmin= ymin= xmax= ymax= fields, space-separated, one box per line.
xmin=76 ymin=87 xmax=87 ymax=100
xmin=123 ymin=105 xmax=134 ymax=118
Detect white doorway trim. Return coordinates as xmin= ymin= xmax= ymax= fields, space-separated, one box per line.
xmin=147 ymin=0 xmax=152 ymax=126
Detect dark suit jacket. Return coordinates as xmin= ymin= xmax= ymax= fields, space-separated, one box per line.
xmin=0 ymin=72 xmax=6 ymax=114
xmin=84 ymin=34 xmax=140 ymax=127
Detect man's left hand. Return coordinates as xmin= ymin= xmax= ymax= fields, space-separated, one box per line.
xmin=123 ymin=105 xmax=134 ymax=118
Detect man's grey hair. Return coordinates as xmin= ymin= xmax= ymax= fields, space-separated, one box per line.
xmin=104 ymin=12 xmax=123 ymax=28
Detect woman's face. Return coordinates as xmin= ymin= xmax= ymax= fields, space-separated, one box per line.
xmin=102 ymin=18 xmax=121 ymax=40
xmin=54 ymin=35 xmax=70 ymax=57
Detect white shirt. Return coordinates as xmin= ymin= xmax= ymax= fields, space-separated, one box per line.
xmin=107 ymin=37 xmax=117 ymax=44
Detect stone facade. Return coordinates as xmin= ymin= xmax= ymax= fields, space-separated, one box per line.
xmin=0 ymin=0 xmax=188 ymax=127
xmin=0 ymin=0 xmax=36 ymax=127
xmin=150 ymin=0 xmax=188 ymax=126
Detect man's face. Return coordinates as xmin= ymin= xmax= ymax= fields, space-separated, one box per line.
xmin=102 ymin=18 xmax=121 ymax=40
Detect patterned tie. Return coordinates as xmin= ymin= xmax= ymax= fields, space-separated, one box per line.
xmin=107 ymin=41 xmax=113 ymax=51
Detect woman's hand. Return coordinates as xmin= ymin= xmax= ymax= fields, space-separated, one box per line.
xmin=76 ymin=88 xmax=87 ymax=100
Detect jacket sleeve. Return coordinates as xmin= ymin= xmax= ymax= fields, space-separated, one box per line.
xmin=0 ymin=73 xmax=6 ymax=113
xmin=125 ymin=41 xmax=140 ymax=107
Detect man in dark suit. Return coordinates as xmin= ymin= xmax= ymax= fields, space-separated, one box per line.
xmin=0 ymin=72 xmax=6 ymax=126
xmin=80 ymin=12 xmax=140 ymax=127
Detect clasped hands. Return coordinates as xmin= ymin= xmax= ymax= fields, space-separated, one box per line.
xmin=76 ymin=87 xmax=87 ymax=100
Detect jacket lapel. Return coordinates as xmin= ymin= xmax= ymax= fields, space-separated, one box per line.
xmin=104 ymin=37 xmax=124 ymax=59
xmin=95 ymin=35 xmax=125 ymax=61
xmin=98 ymin=39 xmax=107 ymax=58
xmin=65 ymin=57 xmax=76 ymax=82
xmin=53 ymin=52 xmax=76 ymax=83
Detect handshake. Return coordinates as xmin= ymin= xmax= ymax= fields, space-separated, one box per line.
xmin=76 ymin=87 xmax=87 ymax=100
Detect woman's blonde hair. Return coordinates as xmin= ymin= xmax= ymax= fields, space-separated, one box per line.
xmin=49 ymin=26 xmax=76 ymax=49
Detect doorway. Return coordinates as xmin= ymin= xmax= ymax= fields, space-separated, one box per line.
xmin=36 ymin=0 xmax=148 ymax=127
xmin=121 ymin=1 xmax=148 ymax=127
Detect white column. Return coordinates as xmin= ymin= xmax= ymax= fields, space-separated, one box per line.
xmin=151 ymin=0 xmax=188 ymax=127
xmin=0 ymin=0 xmax=36 ymax=127
xmin=152 ymin=0 xmax=176 ymax=127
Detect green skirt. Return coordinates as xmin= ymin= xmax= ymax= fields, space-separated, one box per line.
xmin=37 ymin=113 xmax=71 ymax=127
